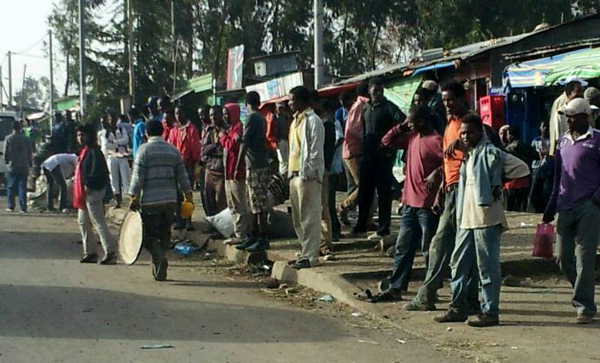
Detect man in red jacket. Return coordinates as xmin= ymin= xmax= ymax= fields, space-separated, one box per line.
xmin=169 ymin=106 xmax=201 ymax=230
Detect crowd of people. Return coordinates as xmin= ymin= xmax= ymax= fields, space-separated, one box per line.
xmin=3 ymin=74 xmax=600 ymax=326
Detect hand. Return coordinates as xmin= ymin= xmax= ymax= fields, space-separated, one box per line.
xmin=492 ymin=186 xmax=503 ymax=201
xmin=432 ymin=189 xmax=445 ymax=216
xmin=423 ymin=170 xmax=440 ymax=192
xmin=183 ymin=192 xmax=194 ymax=204
xmin=542 ymin=211 xmax=554 ymax=224
xmin=444 ymin=139 xmax=462 ymax=158
xmin=219 ymin=131 xmax=226 ymax=139
xmin=129 ymin=196 xmax=140 ymax=211
xmin=84 ymin=186 xmax=91 ymax=195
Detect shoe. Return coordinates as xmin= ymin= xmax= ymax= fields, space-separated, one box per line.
xmin=224 ymin=237 xmax=244 ymax=245
xmin=19 ymin=210 xmax=27 ymax=214
xmin=434 ymin=310 xmax=468 ymax=323
xmin=80 ymin=254 xmax=98 ymax=263
xmin=245 ymin=239 xmax=270 ymax=253
xmin=368 ymin=289 xmax=402 ymax=303
xmin=320 ymin=246 xmax=335 ymax=256
xmin=235 ymin=236 xmax=257 ymax=250
xmin=576 ymin=314 xmax=594 ymax=324
xmin=339 ymin=209 xmax=351 ymax=226
xmin=153 ymin=260 xmax=168 ymax=281
xmin=468 ymin=313 xmax=500 ymax=327
xmin=290 ymin=259 xmax=312 ymax=270
xmin=467 ymin=305 xmax=482 ymax=316
xmin=98 ymin=252 xmax=117 ymax=265
xmin=5 ymin=208 xmax=14 ymax=212
xmin=404 ymin=301 xmax=436 ymax=311
xmin=367 ymin=232 xmax=384 ymax=241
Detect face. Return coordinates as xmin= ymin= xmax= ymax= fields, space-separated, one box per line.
xmin=413 ymin=93 xmax=426 ymax=106
xmin=566 ymin=113 xmax=589 ymax=133
xmin=499 ymin=127 xmax=509 ymax=145
xmin=175 ymin=108 xmax=187 ymax=124
xmin=460 ymin=122 xmax=483 ymax=149
xmin=289 ymin=94 xmax=300 ymax=113
xmin=210 ymin=108 xmax=223 ymax=125
xmin=442 ymin=90 xmax=461 ymax=115
xmin=276 ymin=103 xmax=285 ymax=115
xmin=539 ymin=123 xmax=548 ymax=137
xmin=77 ymin=131 xmax=89 ymax=146
xmin=222 ymin=108 xmax=230 ymax=124
xmin=407 ymin=111 xmax=424 ymax=133
xmin=369 ymin=84 xmax=384 ymax=103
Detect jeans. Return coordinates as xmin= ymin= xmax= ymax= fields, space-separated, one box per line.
xmin=450 ymin=225 xmax=503 ymax=318
xmin=528 ymin=169 xmax=553 ymax=213
xmin=556 ymin=200 xmax=600 ymax=317
xmin=328 ymin=172 xmax=341 ymax=238
xmin=108 ymin=156 xmax=131 ymax=196
xmin=389 ymin=206 xmax=439 ymax=291
xmin=413 ymin=185 xmax=479 ymax=308
xmin=141 ymin=203 xmax=176 ymax=266
xmin=354 ymin=155 xmax=394 ymax=235
xmin=44 ymin=167 xmax=68 ymax=211
xmin=7 ymin=172 xmax=28 ymax=212
xmin=78 ymin=189 xmax=114 ymax=257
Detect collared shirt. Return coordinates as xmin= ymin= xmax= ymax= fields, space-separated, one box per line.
xmin=443 ymin=116 xmax=465 ymax=187
xmin=343 ymin=96 xmax=369 ymax=159
xmin=42 ymin=153 xmax=77 ymax=179
xmin=548 ymin=127 xmax=600 ymax=212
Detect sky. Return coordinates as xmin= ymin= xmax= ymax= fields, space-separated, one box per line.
xmin=0 ymin=0 xmax=60 ymax=100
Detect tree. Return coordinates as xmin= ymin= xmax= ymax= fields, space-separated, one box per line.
xmin=14 ymin=77 xmax=44 ymax=110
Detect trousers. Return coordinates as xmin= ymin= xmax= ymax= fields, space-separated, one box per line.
xmin=44 ymin=167 xmax=68 ymax=211
xmin=107 ymin=156 xmax=131 ymax=195
xmin=141 ymin=203 xmax=176 ymax=265
xmin=7 ymin=172 xmax=28 ymax=212
xmin=290 ymin=177 xmax=322 ymax=266
xmin=78 ymin=189 xmax=114 ymax=256
xmin=225 ymin=179 xmax=250 ymax=238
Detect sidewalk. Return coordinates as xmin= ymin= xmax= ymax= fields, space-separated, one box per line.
xmin=109 ymin=206 xmax=600 ymax=363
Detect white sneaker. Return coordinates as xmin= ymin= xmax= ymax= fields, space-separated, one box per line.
xmin=5 ymin=208 xmax=14 ymax=212
xmin=224 ymin=237 xmax=244 ymax=245
xmin=367 ymin=232 xmax=383 ymax=241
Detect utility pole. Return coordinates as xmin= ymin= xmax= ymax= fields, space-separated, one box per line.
xmin=78 ymin=0 xmax=86 ymax=118
xmin=49 ymin=29 xmax=55 ymax=128
xmin=127 ymin=0 xmax=135 ymax=102
xmin=8 ymin=51 xmax=13 ymax=110
xmin=171 ymin=0 xmax=177 ymax=95
xmin=19 ymin=64 xmax=27 ymax=118
xmin=0 ymin=66 xmax=3 ymax=110
xmin=313 ymin=0 xmax=324 ymax=89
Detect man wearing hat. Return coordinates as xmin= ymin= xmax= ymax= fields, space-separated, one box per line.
xmin=129 ymin=120 xmax=193 ymax=281
xmin=549 ymin=76 xmax=587 ymax=156
xmin=584 ymin=87 xmax=600 ymax=128
xmin=543 ymin=98 xmax=600 ymax=324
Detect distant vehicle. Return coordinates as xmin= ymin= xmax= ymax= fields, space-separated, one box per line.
xmin=0 ymin=111 xmax=18 ymax=186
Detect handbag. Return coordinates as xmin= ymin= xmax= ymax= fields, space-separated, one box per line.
xmin=533 ymin=223 xmax=554 ymax=259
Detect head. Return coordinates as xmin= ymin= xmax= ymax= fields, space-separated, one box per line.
xmin=559 ymin=98 xmax=592 ymax=134
xmin=54 ymin=112 xmax=64 ymax=124
xmin=245 ymin=91 xmax=261 ymax=112
xmin=422 ymin=80 xmax=439 ymax=94
xmin=210 ymin=105 xmax=224 ymax=127
xmin=309 ymin=89 xmax=321 ymax=114
xmin=288 ymin=86 xmax=311 ymax=113
xmin=368 ymin=77 xmax=384 ymax=103
xmin=539 ymin=121 xmax=549 ymax=138
xmin=77 ymin=124 xmax=98 ymax=147
xmin=357 ymin=82 xmax=369 ymax=98
xmin=175 ymin=106 xmax=188 ymax=125
xmin=12 ymin=120 xmax=22 ymax=133
xmin=407 ymin=104 xmax=432 ymax=134
xmin=198 ymin=106 xmax=211 ymax=125
xmin=275 ymin=101 xmax=287 ymax=116
xmin=223 ymin=103 xmax=241 ymax=126
xmin=65 ymin=110 xmax=73 ymax=121
xmin=339 ymin=91 xmax=354 ymax=110
xmin=507 ymin=126 xmax=520 ymax=143
xmin=565 ymin=81 xmax=584 ymax=101
xmin=584 ymin=87 xmax=600 ymax=107
xmin=158 ymin=96 xmax=173 ymax=114
xmin=321 ymin=99 xmax=337 ymax=118
xmin=441 ymin=81 xmax=467 ymax=116
xmin=498 ymin=125 xmax=510 ymax=146
xmin=147 ymin=96 xmax=159 ymax=115
xmin=128 ymin=107 xmax=141 ymax=122
xmin=460 ymin=114 xmax=484 ymax=149
xmin=413 ymin=88 xmax=431 ymax=106
xmin=146 ymin=120 xmax=164 ymax=137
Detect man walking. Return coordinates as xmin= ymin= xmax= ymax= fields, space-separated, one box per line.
xmin=286 ymin=86 xmax=325 ymax=269
xmin=352 ymin=77 xmax=406 ymax=239
xmin=543 ymin=98 xmax=600 ymax=324
xmin=129 ymin=120 xmax=193 ymax=281
xmin=368 ymin=105 xmax=443 ymax=302
xmin=4 ymin=121 xmax=33 ymax=213
xmin=235 ymin=91 xmax=272 ymax=252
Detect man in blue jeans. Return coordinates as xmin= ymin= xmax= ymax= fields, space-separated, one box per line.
xmin=4 ymin=121 xmax=33 ymax=213
xmin=434 ymin=114 xmax=528 ymax=327
xmin=367 ymin=104 xmax=443 ymax=302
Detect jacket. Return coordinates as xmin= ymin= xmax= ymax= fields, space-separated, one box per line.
xmin=201 ymin=125 xmax=224 ymax=172
xmin=220 ymin=104 xmax=246 ymax=180
xmin=288 ymin=108 xmax=325 ymax=182
xmin=80 ymin=145 xmax=111 ymax=191
xmin=343 ymin=96 xmax=369 ymax=159
xmin=168 ymin=121 xmax=201 ymax=168
xmin=4 ymin=131 xmax=33 ymax=175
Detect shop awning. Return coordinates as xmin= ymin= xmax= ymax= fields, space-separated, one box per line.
xmin=412 ymin=62 xmax=455 ymax=76
xmin=384 ymin=76 xmax=423 ymax=113
xmin=173 ymin=73 xmax=214 ymax=101
xmin=544 ymin=47 xmax=600 ymax=86
xmin=55 ymin=97 xmax=79 ymax=111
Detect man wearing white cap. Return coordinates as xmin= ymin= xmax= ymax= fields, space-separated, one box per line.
xmin=584 ymin=87 xmax=600 ymax=128
xmin=549 ymin=76 xmax=587 ymax=156
xmin=543 ymin=98 xmax=600 ymax=324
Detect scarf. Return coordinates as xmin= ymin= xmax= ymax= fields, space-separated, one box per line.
xmin=73 ymin=146 xmax=89 ymax=210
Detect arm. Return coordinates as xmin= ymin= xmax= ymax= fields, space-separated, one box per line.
xmin=115 ymin=127 xmax=129 ymax=146
xmin=381 ymin=123 xmax=411 ymax=150
xmin=129 ymin=149 xmax=145 ymax=199
xmin=3 ymin=136 xmax=10 ymax=164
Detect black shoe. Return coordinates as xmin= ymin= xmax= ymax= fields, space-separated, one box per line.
xmin=80 ymin=254 xmax=98 ymax=264
xmin=468 ymin=313 xmax=500 ymax=327
xmin=98 ymin=252 xmax=117 ymax=265
xmin=339 ymin=209 xmax=351 ymax=226
xmin=434 ymin=310 xmax=468 ymax=323
xmin=235 ymin=236 xmax=257 ymax=250
xmin=246 ymin=240 xmax=270 ymax=253
xmin=404 ymin=301 xmax=436 ymax=311
xmin=368 ymin=289 xmax=402 ymax=303
xmin=467 ymin=305 xmax=482 ymax=316
xmin=289 ymin=259 xmax=312 ymax=270
xmin=153 ymin=260 xmax=168 ymax=281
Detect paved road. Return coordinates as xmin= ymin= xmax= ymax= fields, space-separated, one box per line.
xmin=0 ymin=207 xmax=460 ymax=363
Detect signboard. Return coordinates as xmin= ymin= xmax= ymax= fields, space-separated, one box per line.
xmin=245 ymin=72 xmax=304 ymax=103
xmin=227 ymin=45 xmax=245 ymax=90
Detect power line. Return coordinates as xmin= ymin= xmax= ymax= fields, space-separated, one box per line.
xmin=14 ymin=34 xmax=47 ymax=55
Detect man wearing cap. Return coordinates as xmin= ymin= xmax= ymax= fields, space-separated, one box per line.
xmin=543 ymin=98 xmax=600 ymax=324
xmin=129 ymin=120 xmax=193 ymax=281
xmin=549 ymin=77 xmax=586 ymax=156
xmin=584 ymin=87 xmax=600 ymax=128
xmin=421 ymin=80 xmax=446 ymax=134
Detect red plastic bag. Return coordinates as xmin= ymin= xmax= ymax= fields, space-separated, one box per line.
xmin=533 ymin=223 xmax=554 ymax=259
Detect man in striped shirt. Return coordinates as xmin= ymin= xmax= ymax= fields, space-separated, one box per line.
xmin=129 ymin=120 xmax=193 ymax=281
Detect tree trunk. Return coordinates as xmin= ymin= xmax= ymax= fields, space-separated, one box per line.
xmin=212 ymin=0 xmax=228 ymax=84
xmin=371 ymin=23 xmax=381 ymax=71
xmin=340 ymin=5 xmax=349 ymax=75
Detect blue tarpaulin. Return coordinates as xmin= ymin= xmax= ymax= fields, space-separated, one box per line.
xmin=412 ymin=62 xmax=455 ymax=76
xmin=503 ymin=49 xmax=587 ymax=88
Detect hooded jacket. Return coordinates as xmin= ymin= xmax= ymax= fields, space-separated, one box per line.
xmin=220 ymin=103 xmax=246 ymax=180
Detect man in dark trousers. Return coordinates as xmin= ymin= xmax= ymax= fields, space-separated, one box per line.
xmin=352 ymin=77 xmax=406 ymax=239
xmin=4 ymin=121 xmax=33 ymax=213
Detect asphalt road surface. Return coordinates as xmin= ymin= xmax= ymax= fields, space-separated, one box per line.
xmin=0 ymin=205 xmax=461 ymax=363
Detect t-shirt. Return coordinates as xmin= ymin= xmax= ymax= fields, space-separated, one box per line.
xmin=42 ymin=153 xmax=77 ymax=179
xmin=243 ymin=112 xmax=269 ymax=170
xmin=402 ymin=133 xmax=443 ymax=209
xmin=443 ymin=116 xmax=465 ymax=187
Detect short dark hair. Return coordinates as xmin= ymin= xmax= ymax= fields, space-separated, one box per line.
xmin=410 ymin=104 xmax=431 ymax=127
xmin=461 ymin=113 xmax=483 ymax=131
xmin=309 ymin=89 xmax=320 ymax=104
xmin=211 ymin=105 xmax=223 ymax=115
xmin=77 ymin=124 xmax=98 ymax=145
xmin=565 ymin=81 xmax=582 ymax=95
xmin=128 ymin=107 xmax=141 ymax=119
xmin=369 ymin=77 xmax=384 ymax=88
xmin=508 ymin=125 xmax=520 ymax=139
xmin=321 ymin=99 xmax=337 ymax=114
xmin=146 ymin=120 xmax=163 ymax=136
xmin=13 ymin=120 xmax=22 ymax=131
xmin=339 ymin=91 xmax=354 ymax=105
xmin=415 ymin=87 xmax=433 ymax=99
xmin=246 ymin=91 xmax=261 ymax=108
xmin=357 ymin=82 xmax=369 ymax=97
xmin=158 ymin=95 xmax=173 ymax=110
xmin=289 ymin=86 xmax=311 ymax=104
xmin=441 ymin=81 xmax=466 ymax=99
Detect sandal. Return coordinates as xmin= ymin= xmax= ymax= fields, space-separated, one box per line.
xmin=368 ymin=289 xmax=402 ymax=303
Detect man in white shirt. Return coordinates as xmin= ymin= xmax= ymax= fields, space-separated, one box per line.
xmin=41 ymin=153 xmax=77 ymax=212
